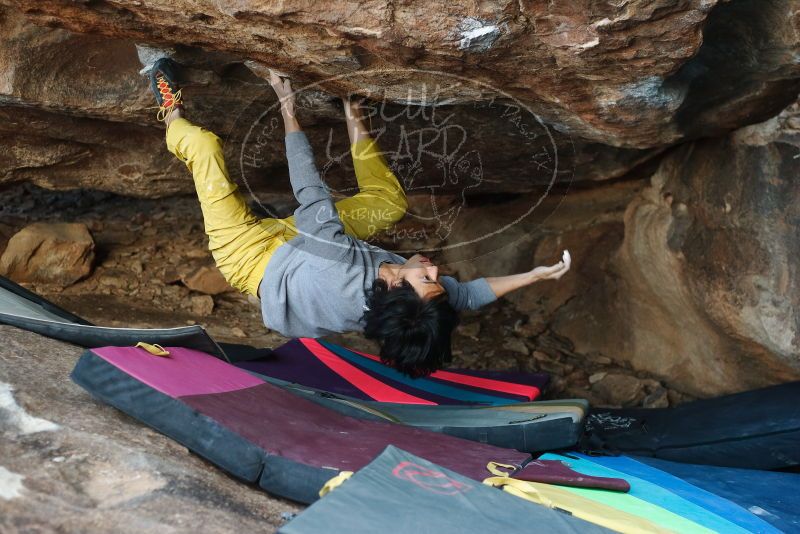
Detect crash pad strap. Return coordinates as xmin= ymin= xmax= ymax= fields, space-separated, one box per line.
xmin=482 ymin=476 xmax=693 ymax=534
xmin=349 ymin=345 xmax=540 ymax=400
xmin=317 ymin=339 xmax=517 ymax=404
xmin=487 ymin=461 xmax=516 ymax=476
xmin=319 ymin=471 xmax=353 ymax=498
xmin=300 ymin=339 xmax=435 ymax=405
xmin=489 ymin=461 xmax=630 ymax=492
xmin=135 ymin=342 xmax=170 ymax=357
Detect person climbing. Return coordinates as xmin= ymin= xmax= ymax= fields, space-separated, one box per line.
xmin=148 ymin=57 xmax=572 ymax=376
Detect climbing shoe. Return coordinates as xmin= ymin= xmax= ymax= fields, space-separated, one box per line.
xmin=149 ymin=57 xmax=183 ymax=121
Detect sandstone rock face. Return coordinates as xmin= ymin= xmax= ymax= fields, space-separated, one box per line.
xmin=0 ymin=326 xmax=299 ymax=531
xmin=0 ymin=8 xmax=200 ymax=197
xmin=2 ymin=0 xmax=799 ymax=198
xmin=0 ymin=222 xmax=95 ymax=286
xmin=449 ymin=100 xmax=800 ymax=397
xmin=585 ymin=100 xmax=800 ymax=395
xmin=0 ymin=6 xmax=660 ymax=199
xmin=4 ymin=0 xmax=799 ymax=149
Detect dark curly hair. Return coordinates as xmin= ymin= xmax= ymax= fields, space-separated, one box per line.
xmin=361 ymin=278 xmax=460 ymax=377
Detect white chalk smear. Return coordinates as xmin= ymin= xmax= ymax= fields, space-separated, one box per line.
xmin=577 ymin=38 xmax=599 ymax=50
xmin=341 ymin=26 xmax=382 ymax=38
xmin=135 ymin=44 xmax=176 ymax=75
xmin=458 ymin=18 xmax=502 ymax=51
xmin=0 ymin=382 xmax=60 ymax=435
xmin=0 ymin=466 xmax=24 ymax=500
xmin=461 ymin=25 xmax=497 ymax=42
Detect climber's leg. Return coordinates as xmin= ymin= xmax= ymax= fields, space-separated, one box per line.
xmin=333 ymin=139 xmax=408 ymax=239
xmin=166 ymin=117 xmax=286 ymax=296
xmin=332 ymin=99 xmax=408 ymax=240
xmin=272 ymin=100 xmax=408 ymax=241
xmin=150 ymin=57 xmax=287 ymax=296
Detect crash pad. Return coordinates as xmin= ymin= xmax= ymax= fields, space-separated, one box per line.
xmin=584 ymin=381 xmax=800 ymax=470
xmin=70 ymin=345 xmax=531 ymax=503
xmin=279 ymin=446 xmax=612 ymax=534
xmin=0 ymin=275 xmax=229 ymax=360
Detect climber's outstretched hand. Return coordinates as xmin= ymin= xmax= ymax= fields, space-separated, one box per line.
xmin=485 ymin=250 xmax=571 ymax=298
xmin=531 ymin=250 xmax=571 ymax=281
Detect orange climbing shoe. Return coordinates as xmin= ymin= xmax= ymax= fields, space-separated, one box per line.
xmin=149 ymin=57 xmax=183 ymax=121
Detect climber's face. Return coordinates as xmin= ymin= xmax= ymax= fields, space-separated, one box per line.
xmin=394 ymin=254 xmax=445 ymax=300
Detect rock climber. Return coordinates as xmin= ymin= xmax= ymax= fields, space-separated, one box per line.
xmin=147 ymin=57 xmax=571 ymax=376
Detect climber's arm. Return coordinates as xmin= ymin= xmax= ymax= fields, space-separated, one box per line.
xmin=438 ymin=251 xmax=571 ymax=311
xmin=270 ymin=71 xmax=348 ymax=251
xmin=485 ymin=250 xmax=571 ymax=299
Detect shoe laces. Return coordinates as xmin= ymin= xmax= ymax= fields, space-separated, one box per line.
xmin=155 ymin=74 xmax=183 ymax=122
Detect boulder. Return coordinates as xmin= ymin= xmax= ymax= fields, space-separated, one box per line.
xmin=560 ymin=99 xmax=800 ymax=396
xmin=0 ymin=1 xmax=798 ymax=199
xmin=188 ymin=294 xmax=214 ymax=316
xmin=0 ymin=6 xmax=660 ymax=200
xmin=0 ymin=223 xmax=95 ymax=286
xmin=181 ymin=265 xmax=235 ymax=295
xmin=443 ymin=98 xmax=800 ymax=398
xmin=643 ymin=387 xmax=670 ymax=409
xmin=4 ymin=0 xmax=799 ymax=149
xmin=591 ymin=373 xmax=644 ymax=407
xmin=0 ymin=326 xmax=299 ymax=531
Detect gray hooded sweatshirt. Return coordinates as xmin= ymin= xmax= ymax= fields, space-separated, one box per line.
xmin=258 ymin=132 xmax=497 ymax=338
